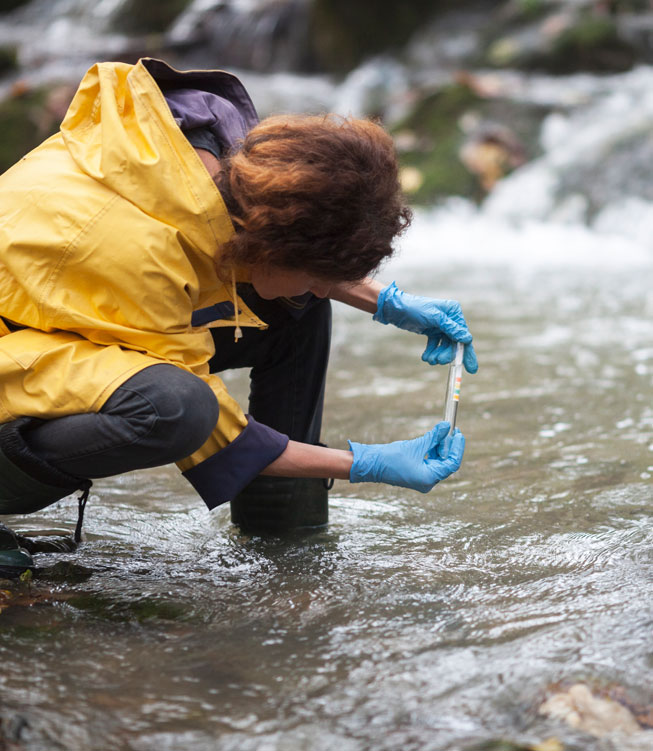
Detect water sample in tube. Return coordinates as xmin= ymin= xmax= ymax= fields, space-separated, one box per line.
xmin=443 ymin=342 xmax=464 ymax=431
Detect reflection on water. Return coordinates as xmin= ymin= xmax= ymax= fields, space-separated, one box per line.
xmin=1 ymin=250 xmax=652 ymax=750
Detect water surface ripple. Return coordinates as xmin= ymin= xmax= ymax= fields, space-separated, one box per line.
xmin=1 ymin=264 xmax=651 ymax=751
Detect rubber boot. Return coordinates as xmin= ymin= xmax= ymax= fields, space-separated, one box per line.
xmin=0 ymin=523 xmax=34 ymax=578
xmin=230 ymin=476 xmax=329 ymax=535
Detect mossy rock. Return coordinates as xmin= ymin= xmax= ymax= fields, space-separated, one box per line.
xmin=501 ymin=0 xmax=553 ymax=27
xmin=482 ymin=8 xmax=636 ymax=74
xmin=393 ymin=84 xmax=480 ymax=204
xmin=309 ymin=0 xmax=451 ymax=74
xmin=0 ymin=44 xmax=17 ymax=75
xmin=67 ymin=592 xmax=190 ymax=623
xmin=0 ymin=0 xmax=32 ymax=14
xmin=112 ymin=0 xmax=192 ymax=34
xmin=547 ymin=13 xmax=636 ymax=73
xmin=0 ymin=87 xmax=55 ymax=175
xmin=392 ymin=82 xmax=549 ymax=204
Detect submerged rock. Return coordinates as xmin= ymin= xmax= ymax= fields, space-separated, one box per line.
xmin=465 ymin=738 xmax=563 ymax=751
xmin=36 ymin=561 xmax=94 ymax=583
xmin=539 ymin=683 xmax=653 ymax=739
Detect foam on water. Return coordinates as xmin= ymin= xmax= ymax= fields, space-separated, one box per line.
xmin=390 ymin=201 xmax=652 ymax=275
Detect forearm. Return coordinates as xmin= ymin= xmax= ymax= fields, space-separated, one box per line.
xmin=261 ymin=439 xmax=353 ymax=479
xmin=328 ymin=277 xmax=385 ymax=314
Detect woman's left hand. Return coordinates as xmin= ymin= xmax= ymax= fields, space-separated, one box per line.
xmin=348 ymin=423 xmax=465 ymax=493
xmin=374 ymin=282 xmax=478 ymax=373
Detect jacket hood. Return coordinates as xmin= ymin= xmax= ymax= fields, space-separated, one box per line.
xmin=59 ymin=58 xmax=258 ymax=259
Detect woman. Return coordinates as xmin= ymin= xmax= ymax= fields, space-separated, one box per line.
xmin=0 ymin=58 xmax=477 ymax=575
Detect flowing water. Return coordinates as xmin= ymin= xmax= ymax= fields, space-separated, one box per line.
xmin=1 ymin=207 xmax=652 ymax=750
xmin=1 ymin=2 xmax=653 ymax=748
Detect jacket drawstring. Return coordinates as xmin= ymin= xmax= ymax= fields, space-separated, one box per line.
xmin=231 ymin=268 xmax=243 ymax=342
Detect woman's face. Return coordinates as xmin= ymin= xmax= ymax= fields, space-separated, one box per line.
xmin=250 ymin=266 xmax=334 ymax=300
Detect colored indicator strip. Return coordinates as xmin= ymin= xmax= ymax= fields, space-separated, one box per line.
xmin=453 ymin=376 xmax=461 ymax=401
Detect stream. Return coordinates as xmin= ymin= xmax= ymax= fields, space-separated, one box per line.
xmin=1 ymin=209 xmax=651 ymax=750
xmin=0 ymin=1 xmax=652 ymax=749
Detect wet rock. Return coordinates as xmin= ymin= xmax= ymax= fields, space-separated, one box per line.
xmin=309 ymin=0 xmax=439 ymax=74
xmin=480 ymin=2 xmax=637 ymax=74
xmin=16 ymin=533 xmax=77 ymax=555
xmin=0 ymin=711 xmax=30 ymax=747
xmin=168 ymin=0 xmax=316 ymax=73
xmin=36 ymin=561 xmax=94 ymax=584
xmin=112 ymin=0 xmax=192 ymax=34
xmin=0 ymin=0 xmax=31 ymax=13
xmin=0 ymin=44 xmax=17 ymax=76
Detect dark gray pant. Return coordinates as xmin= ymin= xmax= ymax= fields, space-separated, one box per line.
xmin=25 ymin=364 xmax=219 ymax=479
xmin=13 ymin=287 xmax=331 ymax=482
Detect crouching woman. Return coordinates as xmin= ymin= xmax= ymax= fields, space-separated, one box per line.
xmin=0 ymin=58 xmax=476 ymax=575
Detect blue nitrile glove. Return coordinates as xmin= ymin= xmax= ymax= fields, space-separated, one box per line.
xmin=348 ymin=422 xmax=465 ymax=493
xmin=374 ymin=281 xmax=478 ymax=373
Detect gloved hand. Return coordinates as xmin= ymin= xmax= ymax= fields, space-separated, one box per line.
xmin=374 ymin=281 xmax=478 ymax=373
xmin=348 ymin=422 xmax=465 ymax=493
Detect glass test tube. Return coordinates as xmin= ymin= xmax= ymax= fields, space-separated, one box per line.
xmin=443 ymin=342 xmax=464 ymax=431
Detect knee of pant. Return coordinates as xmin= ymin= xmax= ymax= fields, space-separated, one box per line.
xmin=117 ymin=366 xmax=219 ymax=462
xmin=151 ymin=373 xmax=219 ymax=460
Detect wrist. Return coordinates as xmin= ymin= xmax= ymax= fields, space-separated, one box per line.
xmin=348 ymin=440 xmax=381 ymax=484
xmin=372 ymin=280 xmax=399 ymax=325
xmin=329 ymin=278 xmax=386 ymax=314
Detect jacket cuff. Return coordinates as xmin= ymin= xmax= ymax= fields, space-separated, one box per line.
xmin=182 ymin=416 xmax=289 ymax=509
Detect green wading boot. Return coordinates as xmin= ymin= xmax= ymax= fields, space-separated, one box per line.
xmin=0 ymin=523 xmax=34 ymax=578
xmin=230 ymin=476 xmax=330 ymax=535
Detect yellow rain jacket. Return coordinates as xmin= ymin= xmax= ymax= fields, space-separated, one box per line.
xmin=0 ymin=58 xmax=288 ymax=508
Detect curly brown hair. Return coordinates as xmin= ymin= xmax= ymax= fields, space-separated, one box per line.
xmin=216 ymin=114 xmax=412 ymax=282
